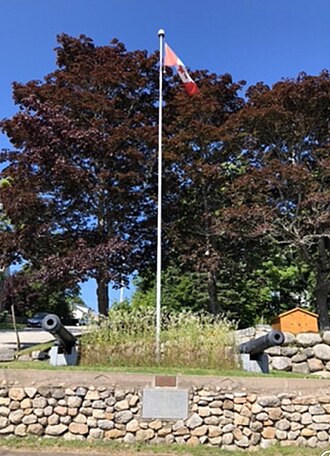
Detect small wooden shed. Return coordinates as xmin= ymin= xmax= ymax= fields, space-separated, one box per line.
xmin=272 ymin=307 xmax=318 ymax=334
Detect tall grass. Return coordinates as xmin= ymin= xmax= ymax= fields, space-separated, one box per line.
xmin=80 ymin=308 xmax=238 ymax=370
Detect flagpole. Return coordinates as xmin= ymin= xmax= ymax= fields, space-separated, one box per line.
xmin=156 ymin=28 xmax=165 ymax=362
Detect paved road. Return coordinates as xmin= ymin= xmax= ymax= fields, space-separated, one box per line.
xmin=0 ymin=326 xmax=84 ymax=345
xmin=0 ymin=327 xmax=85 ymax=360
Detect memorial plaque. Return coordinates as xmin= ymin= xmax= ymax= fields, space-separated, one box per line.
xmin=142 ymin=388 xmax=188 ymax=419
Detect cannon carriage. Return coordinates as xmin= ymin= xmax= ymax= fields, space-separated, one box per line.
xmin=238 ymin=330 xmax=284 ymax=373
xmin=42 ymin=314 xmax=78 ymax=366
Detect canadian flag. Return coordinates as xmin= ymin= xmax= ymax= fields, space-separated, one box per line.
xmin=164 ymin=43 xmax=199 ymax=96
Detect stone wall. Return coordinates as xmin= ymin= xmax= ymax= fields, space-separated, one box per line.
xmin=1 ymin=370 xmax=330 ymax=450
xmin=235 ymin=326 xmax=330 ymax=377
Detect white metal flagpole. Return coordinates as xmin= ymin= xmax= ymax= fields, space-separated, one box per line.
xmin=156 ymin=28 xmax=165 ymax=362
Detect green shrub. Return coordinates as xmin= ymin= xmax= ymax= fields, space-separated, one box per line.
xmin=80 ymin=308 xmax=238 ymax=369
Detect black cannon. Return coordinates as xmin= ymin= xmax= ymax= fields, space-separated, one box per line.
xmin=238 ymin=330 xmax=284 ymax=373
xmin=42 ymin=314 xmax=78 ymax=366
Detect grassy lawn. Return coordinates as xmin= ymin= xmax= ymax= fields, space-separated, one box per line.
xmin=0 ymin=358 xmax=315 ymax=379
xmin=0 ymin=437 xmax=324 ymax=456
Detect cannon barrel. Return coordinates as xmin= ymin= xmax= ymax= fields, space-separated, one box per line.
xmin=42 ymin=314 xmax=76 ymax=351
xmin=239 ymin=330 xmax=284 ymax=356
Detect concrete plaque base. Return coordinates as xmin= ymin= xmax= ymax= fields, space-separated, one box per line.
xmin=142 ymin=388 xmax=188 ymax=419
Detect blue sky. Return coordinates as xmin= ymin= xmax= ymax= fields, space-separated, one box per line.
xmin=1 ymin=0 xmax=330 ymax=310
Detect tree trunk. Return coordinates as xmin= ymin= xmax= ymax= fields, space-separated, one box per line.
xmin=96 ymin=277 xmax=109 ymax=316
xmin=315 ymin=271 xmax=330 ymax=330
xmin=207 ymin=270 xmax=219 ymax=315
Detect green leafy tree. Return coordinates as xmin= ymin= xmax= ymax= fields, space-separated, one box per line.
xmin=0 ymin=34 xmax=159 ymax=314
xmin=162 ymin=72 xmax=246 ymax=314
xmin=0 ymin=269 xmax=82 ymax=319
xmin=224 ymin=71 xmax=330 ymax=328
xmin=131 ymin=265 xmax=209 ymax=312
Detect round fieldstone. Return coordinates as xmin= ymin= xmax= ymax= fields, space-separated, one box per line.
xmin=311 ymin=371 xmax=330 ymax=378
xmin=75 ymin=387 xmax=87 ymax=396
xmin=44 ymin=406 xmax=53 ymax=417
xmin=67 ymin=397 xmax=82 ymax=408
xmin=136 ymin=429 xmax=155 ymax=441
xmin=304 ymin=347 xmax=315 ymax=358
xmin=191 ymin=425 xmax=207 ymax=437
xmin=45 ymin=424 xmax=68 ymax=436
xmin=309 ymin=405 xmax=325 ymax=415
xmin=51 ymin=389 xmax=65 ymax=399
xmin=129 ymin=395 xmax=139 ymax=407
xmin=265 ymin=346 xmax=281 ymax=356
xmin=317 ymin=430 xmax=329 ymax=441
xmin=186 ymin=413 xmax=203 ymax=429
xmin=9 ymin=388 xmax=25 ymax=401
xmin=32 ymin=397 xmax=47 ymax=409
xmin=275 ymin=429 xmax=287 ymax=440
xmin=9 ymin=401 xmax=20 ymax=411
xmin=38 ymin=417 xmax=48 ymax=427
xmin=24 ymin=388 xmax=37 ymax=399
xmin=85 ymin=390 xmax=100 ymax=400
xmin=69 ymin=422 xmax=88 ymax=435
xmin=296 ymin=333 xmax=322 ymax=347
xmin=208 ymin=425 xmax=222 ymax=437
xmin=0 ymin=406 xmax=9 ymax=416
xmin=262 ymin=427 xmax=276 ymax=439
xmin=89 ymin=428 xmax=104 ymax=439
xmin=235 ymin=436 xmax=249 ymax=448
xmin=60 ymin=416 xmax=72 ymax=425
xmin=268 ymin=408 xmax=282 ymax=420
xmin=322 ymin=331 xmax=330 ymax=344
xmin=222 ymin=432 xmax=234 ymax=445
xmin=74 ymin=413 xmax=87 ymax=424
xmin=54 ymin=406 xmax=67 ymax=416
xmin=313 ymin=344 xmax=330 ymax=361
xmin=47 ymin=414 xmax=60 ymax=426
xmin=22 ymin=415 xmax=37 ymax=425
xmin=149 ymin=419 xmax=162 ymax=431
xmin=104 ymin=428 xmax=126 ymax=439
xmin=98 ymin=419 xmax=114 ymax=430
xmin=115 ymin=410 xmax=133 ymax=424
xmin=275 ymin=419 xmax=291 ymax=430
xmin=250 ymin=421 xmax=263 ymax=432
xmin=258 ymin=395 xmax=281 ymax=407
xmin=282 ymin=332 xmax=296 ymax=346
xmin=114 ymin=399 xmax=129 ymax=411
xmin=281 ymin=347 xmax=299 ymax=357
xmin=124 ymin=432 xmax=136 ymax=443
xmin=87 ymin=417 xmax=97 ymax=428
xmin=127 ymin=419 xmax=139 ymax=432
xmin=271 ymin=357 xmax=292 ymax=371
xmin=0 ymin=424 xmax=14 ymax=434
xmin=14 ymin=424 xmax=27 ymax=436
xmin=63 ymin=432 xmax=85 ymax=441
xmin=27 ymin=423 xmax=44 ymax=435
xmin=308 ymin=358 xmax=324 ymax=372
xmin=292 ymin=362 xmax=310 ymax=374
xmin=92 ymin=400 xmax=106 ymax=409
xmin=9 ymin=410 xmax=24 ymax=424
xmin=292 ymin=353 xmax=307 ymax=363
xmin=92 ymin=409 xmax=105 ymax=419
xmin=158 ymin=426 xmax=172 ymax=437
xmin=205 ymin=416 xmax=219 ymax=425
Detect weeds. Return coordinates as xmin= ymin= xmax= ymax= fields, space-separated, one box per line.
xmin=80 ymin=308 xmax=238 ymax=369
